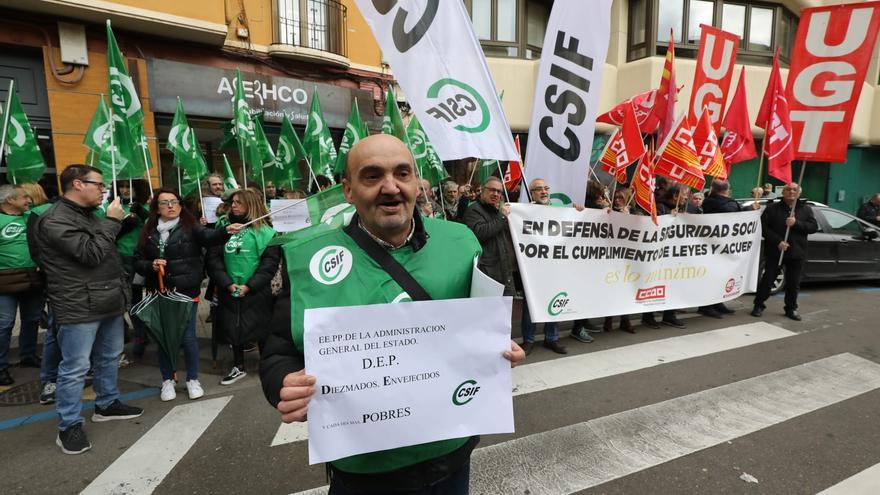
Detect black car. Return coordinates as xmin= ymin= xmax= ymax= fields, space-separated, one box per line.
xmin=740 ymin=199 xmax=880 ymax=292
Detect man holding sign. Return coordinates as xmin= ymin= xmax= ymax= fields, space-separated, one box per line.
xmin=260 ymin=135 xmax=524 ymax=493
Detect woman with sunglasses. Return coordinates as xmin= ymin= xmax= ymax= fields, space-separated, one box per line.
xmin=134 ymin=188 xmax=243 ymax=401
xmin=207 ymin=189 xmax=280 ymax=386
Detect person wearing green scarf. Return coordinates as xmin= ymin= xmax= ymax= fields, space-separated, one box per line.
xmin=207 ymin=188 xmax=281 ymax=385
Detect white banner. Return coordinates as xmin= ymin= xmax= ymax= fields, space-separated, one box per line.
xmin=508 ymin=204 xmax=762 ymax=321
xmin=201 ymin=196 xmax=223 ymax=224
xmin=304 ymin=296 xmax=514 ymax=464
xmin=524 ymin=0 xmax=613 ymax=205
xmin=269 ymin=199 xmax=309 ymax=233
xmin=353 ymin=0 xmax=518 ymax=161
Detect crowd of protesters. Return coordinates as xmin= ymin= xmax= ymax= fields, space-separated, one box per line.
xmin=0 ymin=155 xmax=859 ymax=457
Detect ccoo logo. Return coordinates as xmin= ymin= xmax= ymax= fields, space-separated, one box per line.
xmin=425 ymin=78 xmax=490 ymax=134
xmin=309 ymin=246 xmax=353 ymax=285
xmin=1 ymin=223 xmax=25 ymax=239
xmin=547 ymin=291 xmax=571 ymax=316
xmin=452 ymin=379 xmax=480 ymax=406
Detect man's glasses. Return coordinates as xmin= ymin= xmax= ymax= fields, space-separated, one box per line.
xmin=530 ymin=186 xmax=550 ymax=192
xmin=484 ymin=187 xmax=503 ymax=195
xmin=158 ymin=200 xmax=180 ymax=207
xmin=79 ymin=179 xmax=106 ymax=190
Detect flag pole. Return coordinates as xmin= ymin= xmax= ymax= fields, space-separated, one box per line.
xmin=515 ymin=145 xmax=533 ymax=203
xmin=437 ymin=181 xmax=447 ymax=218
xmin=467 ymin=159 xmax=478 ymax=186
xmin=107 ymin=98 xmax=118 ymax=199
xmin=304 ymin=156 xmax=321 ymax=193
xmin=141 ymin=138 xmax=153 ymax=197
xmin=777 ymin=160 xmax=807 ymax=266
xmin=494 ymin=161 xmax=510 ymax=203
xmin=239 ymin=197 xmax=306 ymax=228
xmin=260 ymin=164 xmax=267 ymax=203
xmin=0 ymin=80 xmax=15 ymax=184
xmin=412 ymin=159 xmax=431 ymax=205
xmin=755 ymin=124 xmax=770 ymax=189
xmin=237 ymin=138 xmax=248 ymax=189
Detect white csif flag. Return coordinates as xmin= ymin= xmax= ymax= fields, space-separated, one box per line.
xmin=524 ymin=0 xmax=612 ymax=205
xmin=353 ymin=0 xmax=518 ymax=161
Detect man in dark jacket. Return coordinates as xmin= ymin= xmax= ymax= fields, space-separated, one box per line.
xmin=751 ymin=183 xmax=819 ymax=321
xmin=463 ymin=177 xmax=516 ymax=296
xmin=31 ymin=165 xmax=143 ymax=455
xmin=856 ymin=193 xmax=880 ymax=227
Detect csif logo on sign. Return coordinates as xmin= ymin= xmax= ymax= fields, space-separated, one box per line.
xmin=1 ymin=222 xmax=25 ymax=239
xmin=452 ymin=379 xmax=480 ymax=406
xmin=371 ymin=0 xmax=440 ymax=53
xmin=309 ymin=246 xmax=353 ymax=285
xmin=547 ymin=291 xmax=572 ymax=316
xmin=425 ymin=78 xmax=490 ymax=134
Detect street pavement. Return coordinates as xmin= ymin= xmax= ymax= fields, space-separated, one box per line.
xmin=2 ymin=281 xmax=880 ymax=495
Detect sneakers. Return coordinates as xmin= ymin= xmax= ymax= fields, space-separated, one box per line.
xmin=57 ymin=423 xmax=91 ymax=455
xmin=160 ymin=380 xmax=176 ymax=402
xmin=92 ymin=399 xmax=144 ymax=422
xmin=0 ymin=369 xmax=13 ymax=386
xmin=40 ymin=382 xmax=56 ymax=405
xmin=118 ymin=353 xmax=131 ymax=368
xmin=661 ymin=316 xmax=687 ymax=328
xmin=186 ymin=379 xmax=204 ymax=399
xmin=570 ymin=327 xmax=594 ymax=343
xmin=220 ymin=366 xmax=246 ymax=385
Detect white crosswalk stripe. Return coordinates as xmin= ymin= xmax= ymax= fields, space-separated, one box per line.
xmin=271 ymin=322 xmax=795 ymax=447
xmin=818 ymin=462 xmax=880 ymax=495
xmin=81 ymin=396 xmax=232 ymax=495
xmin=290 ymin=354 xmax=880 ymax=495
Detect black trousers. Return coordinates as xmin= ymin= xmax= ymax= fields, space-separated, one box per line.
xmin=753 ymin=255 xmax=805 ymax=312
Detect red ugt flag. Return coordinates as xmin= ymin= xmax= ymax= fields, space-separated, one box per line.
xmin=720 ymin=67 xmax=757 ymax=170
xmin=599 ymin=102 xmax=646 ymax=183
xmin=504 ymin=135 xmax=523 ymax=192
xmin=755 ymin=52 xmax=794 ymax=183
xmin=597 ymin=90 xmax=658 ymax=133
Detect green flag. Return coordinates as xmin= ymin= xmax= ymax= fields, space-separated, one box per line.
xmin=333 ymin=99 xmax=369 ymax=176
xmin=232 ymin=68 xmax=259 ymax=181
xmin=269 ymin=185 xmax=353 ymax=246
xmin=305 ymin=184 xmax=347 ymax=224
xmin=407 ymin=116 xmax=448 ymax=187
xmin=275 ymin=115 xmax=305 ymax=189
xmin=222 ymin=154 xmax=239 ymax=190
xmin=303 ymin=88 xmax=337 ymax=183
xmin=82 ymin=95 xmax=134 ymax=183
xmin=167 ymin=98 xmax=208 ymax=197
xmin=249 ymin=116 xmax=276 ymax=184
xmin=479 ymin=158 xmax=499 ymax=185
xmin=106 ymin=20 xmax=152 ymax=177
xmin=1 ymin=84 xmax=46 ymax=184
xmin=381 ymin=88 xmax=408 ymax=144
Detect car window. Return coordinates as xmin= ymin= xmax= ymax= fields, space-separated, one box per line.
xmin=821 ymin=209 xmax=863 ymax=235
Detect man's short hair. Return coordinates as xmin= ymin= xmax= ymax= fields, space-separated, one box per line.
xmin=206 ymin=173 xmax=223 ymax=183
xmin=442 ymin=180 xmax=459 ymax=191
xmin=0 ymin=184 xmax=21 ymax=204
xmin=60 ymin=164 xmax=102 ymax=193
xmin=482 ymin=176 xmax=502 ymax=187
xmin=529 ymin=178 xmax=546 ymax=189
xmin=710 ymin=179 xmax=730 ymax=195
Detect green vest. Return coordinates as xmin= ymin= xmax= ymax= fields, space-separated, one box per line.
xmin=28 ymin=203 xmax=52 ymax=215
xmin=94 ymin=204 xmax=143 ymax=258
xmin=283 ymin=217 xmax=482 ymax=474
xmin=0 ymin=212 xmax=34 ymax=270
xmin=223 ymin=224 xmax=276 ymax=285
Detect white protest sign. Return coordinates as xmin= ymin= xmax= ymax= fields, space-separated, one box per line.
xmin=304 ymin=296 xmax=514 ymax=464
xmin=508 ymin=204 xmax=762 ymax=321
xmin=201 ymin=196 xmax=223 ymax=224
xmin=269 ymin=199 xmax=309 ymax=232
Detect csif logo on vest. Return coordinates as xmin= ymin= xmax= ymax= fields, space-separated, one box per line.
xmin=1 ymin=222 xmax=25 ymax=240
xmin=452 ymin=379 xmax=480 ymax=406
xmin=425 ymin=78 xmax=490 ymax=134
xmin=309 ymin=246 xmax=353 ymax=285
xmin=547 ymin=291 xmax=572 ymax=317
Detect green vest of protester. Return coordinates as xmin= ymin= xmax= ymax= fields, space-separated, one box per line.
xmin=223 ymin=224 xmax=276 ymax=285
xmin=282 ymin=216 xmax=481 ymax=475
xmin=0 ymin=212 xmax=34 ymax=270
xmin=28 ymin=203 xmax=52 ymax=215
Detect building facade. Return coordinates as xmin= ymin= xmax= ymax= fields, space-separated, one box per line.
xmin=1 ymin=0 xmax=878 ymax=213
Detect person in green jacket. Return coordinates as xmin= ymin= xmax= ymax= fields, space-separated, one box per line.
xmin=259 ymin=135 xmax=525 ymax=493
xmin=0 ymin=185 xmax=45 ymax=385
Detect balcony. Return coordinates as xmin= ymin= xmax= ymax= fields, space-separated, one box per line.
xmin=269 ymin=0 xmax=350 ymax=68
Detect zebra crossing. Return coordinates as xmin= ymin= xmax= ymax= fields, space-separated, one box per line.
xmin=65 ymin=317 xmax=880 ymax=495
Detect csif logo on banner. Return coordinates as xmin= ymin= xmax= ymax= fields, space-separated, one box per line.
xmin=452 ymin=379 xmax=480 ymax=406
xmin=309 ymin=246 xmax=353 ymax=285
xmin=371 ymin=0 xmax=440 ymax=53
xmin=425 ymin=78 xmax=490 ymax=134
xmin=1 ymin=222 xmax=25 ymax=239
xmin=547 ymin=291 xmax=573 ymax=316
